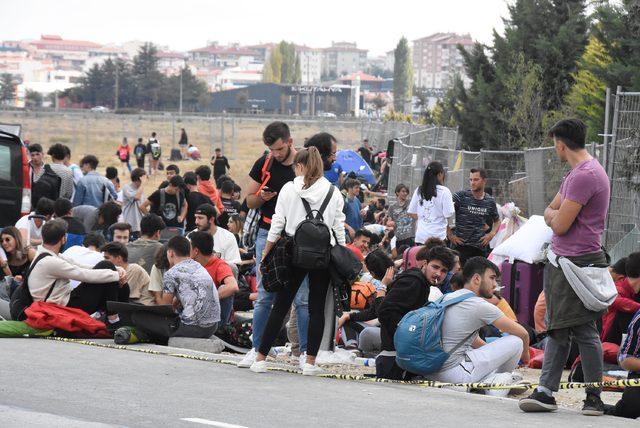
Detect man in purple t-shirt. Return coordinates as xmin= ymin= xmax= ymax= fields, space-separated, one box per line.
xmin=520 ymin=119 xmax=610 ymax=416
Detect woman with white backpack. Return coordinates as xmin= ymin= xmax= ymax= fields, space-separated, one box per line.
xmin=250 ymin=146 xmax=346 ymax=376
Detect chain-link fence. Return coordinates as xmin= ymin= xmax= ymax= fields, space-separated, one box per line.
xmin=605 ymin=92 xmax=640 ymax=260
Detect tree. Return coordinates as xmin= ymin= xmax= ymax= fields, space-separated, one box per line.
xmin=372 ymin=94 xmax=387 ymax=115
xmin=393 ymin=37 xmax=413 ymax=113
xmin=132 ymin=43 xmax=164 ymax=109
xmin=25 ymin=89 xmax=43 ymax=108
xmin=0 ymin=73 xmax=16 ymax=105
xmin=263 ymin=41 xmax=300 ymax=84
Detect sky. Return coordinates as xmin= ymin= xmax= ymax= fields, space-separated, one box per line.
xmin=2 ymin=0 xmax=511 ymax=56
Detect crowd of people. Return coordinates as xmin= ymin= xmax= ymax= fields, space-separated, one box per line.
xmin=1 ymin=118 xmax=639 ymax=419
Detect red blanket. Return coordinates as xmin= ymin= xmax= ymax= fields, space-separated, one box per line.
xmin=24 ymin=301 xmax=109 ymax=337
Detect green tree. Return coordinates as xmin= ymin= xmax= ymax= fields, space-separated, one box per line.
xmin=0 ymin=73 xmax=16 ymax=105
xmin=263 ymin=42 xmax=300 ymax=84
xmin=393 ymin=37 xmax=413 ymax=113
xmin=132 ymin=43 xmax=164 ymax=109
xmin=159 ymin=67 xmax=209 ymax=112
xmin=25 ymin=89 xmax=43 ymax=108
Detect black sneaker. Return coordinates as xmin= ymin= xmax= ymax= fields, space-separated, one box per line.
xmin=582 ymin=394 xmax=604 ymax=416
xmin=519 ymin=390 xmax=558 ymax=412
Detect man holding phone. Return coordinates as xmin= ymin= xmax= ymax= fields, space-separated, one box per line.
xmin=237 ymin=121 xmax=303 ymax=369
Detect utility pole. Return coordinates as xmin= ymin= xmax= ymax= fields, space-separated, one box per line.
xmin=179 ymin=68 xmax=183 ymax=116
xmin=114 ymin=63 xmax=119 ymax=111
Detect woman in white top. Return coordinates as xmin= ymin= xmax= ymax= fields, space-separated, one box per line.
xmin=407 ymin=161 xmax=455 ymax=244
xmin=251 ymin=147 xmax=346 ymax=376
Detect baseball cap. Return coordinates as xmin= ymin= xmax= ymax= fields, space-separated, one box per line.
xmin=195 ymin=203 xmax=217 ymax=219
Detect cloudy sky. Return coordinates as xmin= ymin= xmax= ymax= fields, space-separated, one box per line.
xmin=2 ymin=0 xmax=510 ymax=55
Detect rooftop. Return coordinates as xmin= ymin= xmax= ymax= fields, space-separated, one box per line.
xmin=190 ymin=45 xmax=258 ymax=56
xmin=413 ymin=32 xmax=474 ymax=45
xmin=339 ymin=71 xmax=384 ymax=82
xmin=31 ymin=35 xmax=102 ymax=50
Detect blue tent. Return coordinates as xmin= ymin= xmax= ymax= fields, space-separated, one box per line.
xmin=336 ymin=150 xmax=376 ymax=185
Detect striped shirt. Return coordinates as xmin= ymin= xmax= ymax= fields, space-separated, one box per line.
xmin=619 ymin=309 xmax=640 ymax=368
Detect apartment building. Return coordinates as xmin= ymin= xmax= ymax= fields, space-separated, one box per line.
xmin=321 ymin=42 xmax=368 ymax=79
xmin=412 ymin=33 xmax=473 ymax=89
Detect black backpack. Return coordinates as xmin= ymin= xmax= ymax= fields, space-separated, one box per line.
xmin=9 ymin=253 xmax=54 ymax=321
xmin=31 ymin=164 xmax=61 ymax=207
xmin=291 ymin=186 xmax=335 ymax=270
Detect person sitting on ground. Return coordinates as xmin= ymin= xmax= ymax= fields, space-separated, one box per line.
xmin=338 ymin=250 xmax=395 ymax=355
xmin=101 ymin=242 xmax=154 ymax=306
xmin=141 ymin=175 xmax=188 ymax=237
xmin=16 ymin=197 xmax=55 ymax=247
xmin=601 ymin=253 xmax=640 ymax=345
xmin=54 ymin=198 xmax=87 ymax=250
xmin=195 ymin=165 xmax=225 ymax=215
xmin=183 ymin=171 xmax=213 ymax=233
xmin=423 ymin=257 xmax=530 ymax=391
xmin=28 ymin=220 xmax=129 ymax=327
xmin=191 ymin=204 xmax=241 ymax=265
xmin=110 ymin=222 xmax=132 ymax=245
xmin=604 ymin=307 xmax=640 ymax=419
xmin=147 ymin=243 xmax=170 ymax=304
xmin=188 ymin=144 xmax=201 ymax=161
xmin=403 ymin=237 xmax=445 ymax=270
xmin=346 ymin=229 xmax=373 ymax=262
xmin=129 ymin=236 xmax=220 ymax=343
xmin=93 ymin=201 xmax=122 ymax=242
xmin=415 ymin=244 xmax=460 ymax=294
xmin=376 ymin=246 xmax=455 ymax=380
xmin=189 ymin=231 xmax=239 ymax=326
xmin=73 ymin=155 xmax=118 ymax=208
xmin=609 ymin=257 xmax=627 ymax=283
xmin=0 ymin=226 xmax=36 ymax=282
xmin=62 ymin=232 xmax=106 ymax=284
xmin=126 ymin=214 xmax=166 ymax=274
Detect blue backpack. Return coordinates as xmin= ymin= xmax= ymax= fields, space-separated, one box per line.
xmin=394 ymin=292 xmax=476 ymax=375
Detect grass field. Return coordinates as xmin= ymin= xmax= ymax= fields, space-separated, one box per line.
xmin=0 ymin=112 xmax=364 ymax=196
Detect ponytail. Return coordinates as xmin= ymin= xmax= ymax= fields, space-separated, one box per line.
xmin=295 ymin=147 xmax=324 ymax=188
xmin=419 ymin=161 xmax=444 ymax=204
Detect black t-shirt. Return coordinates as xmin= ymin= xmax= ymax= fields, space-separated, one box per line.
xmin=213 ymin=156 xmax=231 ymax=179
xmin=148 ymin=189 xmax=185 ymax=227
xmin=357 ymin=146 xmax=372 ymax=165
xmin=217 ymin=197 xmax=242 ymax=229
xmin=186 ymin=191 xmax=212 ymax=232
xmin=248 ymin=153 xmax=295 ymax=229
xmin=452 ymin=190 xmax=499 ymax=248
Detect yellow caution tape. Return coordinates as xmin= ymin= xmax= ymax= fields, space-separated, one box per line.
xmin=43 ymin=337 xmax=638 ymax=391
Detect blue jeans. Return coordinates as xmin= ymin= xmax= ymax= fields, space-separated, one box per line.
xmin=219 ymin=296 xmax=234 ymax=326
xmin=252 ymin=227 xmax=310 ymax=352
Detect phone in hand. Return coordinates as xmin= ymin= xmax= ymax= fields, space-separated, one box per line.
xmin=262 ymin=186 xmax=275 ymax=193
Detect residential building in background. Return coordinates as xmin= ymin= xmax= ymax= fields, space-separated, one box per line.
xmin=157 ymin=51 xmax=187 ymax=76
xmin=296 ymin=45 xmax=323 ymax=84
xmin=412 ymin=33 xmax=474 ymax=90
xmin=321 ymin=42 xmax=368 ymax=79
xmin=188 ymin=43 xmax=258 ymax=69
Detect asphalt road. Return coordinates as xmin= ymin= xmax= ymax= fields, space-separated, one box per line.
xmin=0 ymin=339 xmax=631 ymax=427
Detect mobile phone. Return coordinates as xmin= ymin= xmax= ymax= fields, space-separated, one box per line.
xmin=262 ymin=186 xmax=275 ymax=193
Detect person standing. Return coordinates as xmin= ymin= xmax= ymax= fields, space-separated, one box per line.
xmin=357 ymin=138 xmax=373 ymax=166
xmin=134 ymin=138 xmax=147 ymax=170
xmin=343 ymin=179 xmax=363 ymax=239
xmin=519 ymin=119 xmax=610 ymax=416
xmin=408 ymin=162 xmax=454 ymax=246
xmin=62 ymin=145 xmax=83 ymax=186
xmin=117 ymin=137 xmax=132 ymax=175
xmin=73 ymin=155 xmax=118 ymax=208
xmin=147 ymin=132 xmax=161 ymax=176
xmin=46 ymin=143 xmax=74 ymax=201
xmin=183 ymin=172 xmax=213 ymax=232
xmin=178 ymin=128 xmax=188 ymax=159
xmin=237 ymin=122 xmax=308 ymax=369
xmin=387 ymin=184 xmax=415 ymax=248
xmin=122 ymin=168 xmax=147 ymax=240
xmin=249 ymin=147 xmax=346 ymax=376
xmin=447 ymin=168 xmax=499 ymax=266
xmin=211 ymin=148 xmax=231 ymax=181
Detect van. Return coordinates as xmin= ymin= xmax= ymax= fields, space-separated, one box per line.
xmin=0 ymin=130 xmax=31 ymax=227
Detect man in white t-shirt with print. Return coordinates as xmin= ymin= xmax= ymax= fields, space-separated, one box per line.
xmin=191 ymin=203 xmax=241 ymax=265
xmin=425 ymin=257 xmax=530 ymax=392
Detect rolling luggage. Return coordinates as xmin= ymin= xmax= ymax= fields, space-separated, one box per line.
xmin=500 ymin=260 xmax=544 ymax=327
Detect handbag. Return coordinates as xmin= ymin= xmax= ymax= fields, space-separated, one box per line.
xmin=329 ymin=230 xmax=362 ymax=283
xmin=259 ymin=235 xmax=291 ymax=293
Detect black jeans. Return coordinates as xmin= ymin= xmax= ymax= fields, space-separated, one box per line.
xmin=258 ymin=266 xmax=330 ymax=357
xmin=605 ymin=311 xmax=635 ymax=345
xmin=130 ymin=311 xmax=218 ymax=344
xmin=610 ymin=373 xmax=640 ymax=419
xmin=67 ymin=261 xmax=129 ymax=316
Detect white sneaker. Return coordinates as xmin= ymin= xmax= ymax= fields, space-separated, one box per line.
xmin=302 ymin=363 xmax=324 ymax=376
xmin=298 ymin=353 xmax=307 ymax=371
xmin=237 ymin=348 xmax=257 ymax=368
xmin=483 ymin=372 xmax=516 ymax=397
xmin=249 ymin=359 xmax=268 ymax=373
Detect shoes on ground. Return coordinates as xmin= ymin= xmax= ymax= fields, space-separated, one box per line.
xmin=237 ymin=348 xmax=257 ymax=368
xmin=518 ymin=389 xmax=558 ymax=412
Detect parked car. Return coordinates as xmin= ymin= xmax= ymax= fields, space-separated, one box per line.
xmin=0 ymin=130 xmax=31 ymax=227
xmin=318 ymin=112 xmax=337 ymax=118
xmin=90 ymin=106 xmax=110 ymax=113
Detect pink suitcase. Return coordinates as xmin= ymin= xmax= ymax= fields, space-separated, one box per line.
xmin=500 ymin=260 xmax=544 ymax=327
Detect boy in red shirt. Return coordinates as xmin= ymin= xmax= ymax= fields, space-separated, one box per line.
xmin=601 ymin=254 xmax=640 ymax=344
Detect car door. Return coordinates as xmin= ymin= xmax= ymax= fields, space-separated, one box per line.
xmin=0 ymin=132 xmax=24 ymax=227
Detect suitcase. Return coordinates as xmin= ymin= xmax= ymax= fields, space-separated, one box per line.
xmin=500 ymin=260 xmax=544 ymax=327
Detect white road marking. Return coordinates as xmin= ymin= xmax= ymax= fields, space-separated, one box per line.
xmin=181 ymin=418 xmax=249 ymax=428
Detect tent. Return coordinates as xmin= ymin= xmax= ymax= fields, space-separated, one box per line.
xmin=336 ymin=150 xmax=376 ymax=185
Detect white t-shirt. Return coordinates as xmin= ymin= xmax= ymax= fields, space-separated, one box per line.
xmin=213 ymin=226 xmax=241 ymax=265
xmin=407 ymin=185 xmax=455 ymax=243
xmin=15 ymin=212 xmax=43 ymax=244
xmin=62 ymin=246 xmax=105 ymax=289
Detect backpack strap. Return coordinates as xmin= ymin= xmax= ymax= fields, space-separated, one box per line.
xmin=436 ymin=291 xmax=478 ymax=355
xmin=255 ymin=154 xmax=273 ymax=195
xmin=160 ymin=188 xmax=165 ymax=208
xmin=27 ymin=253 xmax=56 ymax=301
xmin=301 ymin=185 xmax=335 ymax=220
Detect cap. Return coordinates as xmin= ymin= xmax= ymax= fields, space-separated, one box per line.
xmin=195 ymin=203 xmax=217 ymax=219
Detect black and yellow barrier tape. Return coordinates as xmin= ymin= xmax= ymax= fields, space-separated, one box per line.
xmin=43 ymin=336 xmax=638 ymax=391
